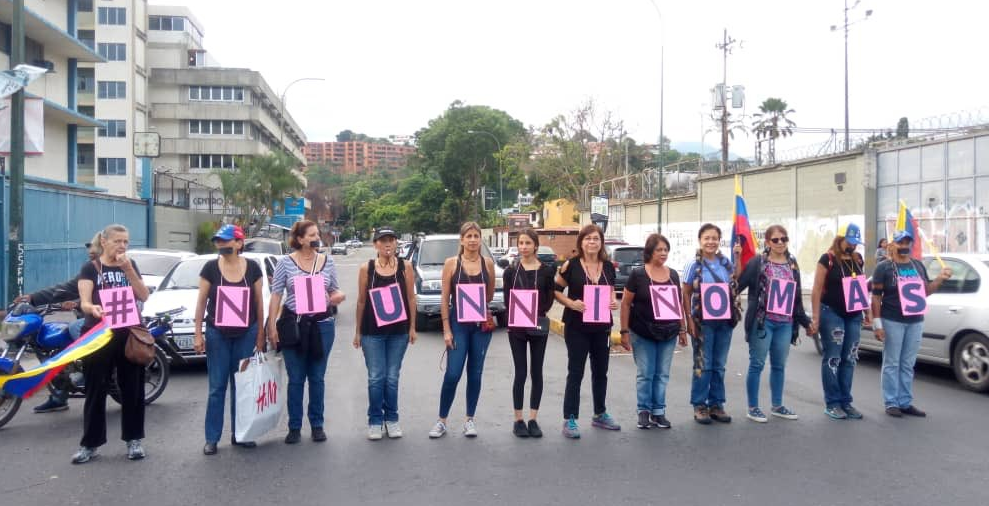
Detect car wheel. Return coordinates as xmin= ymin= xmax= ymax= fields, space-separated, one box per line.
xmin=952 ymin=333 xmax=989 ymax=392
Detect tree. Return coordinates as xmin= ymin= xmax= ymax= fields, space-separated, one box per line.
xmin=216 ymin=150 xmax=304 ymax=227
xmin=896 ymin=117 xmax=909 ymax=139
xmin=751 ymin=98 xmax=796 ymax=165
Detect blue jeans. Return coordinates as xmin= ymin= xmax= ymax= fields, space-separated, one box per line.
xmin=881 ymin=319 xmax=923 ymax=408
xmin=204 ymin=324 xmax=257 ymax=443
xmin=282 ymin=319 xmax=336 ymax=430
xmin=438 ymin=319 xmax=492 ymax=419
xmin=361 ymin=333 xmax=409 ymax=425
xmin=690 ymin=322 xmax=733 ymax=407
xmin=819 ymin=305 xmax=863 ymax=408
xmin=746 ymin=319 xmax=793 ymax=408
xmin=632 ymin=332 xmax=676 ymax=415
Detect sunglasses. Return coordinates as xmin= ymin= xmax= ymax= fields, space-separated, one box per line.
xmin=769 ymin=237 xmax=790 ymax=244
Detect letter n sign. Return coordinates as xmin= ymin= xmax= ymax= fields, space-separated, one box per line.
xmin=508 ymin=289 xmax=538 ymax=328
xmin=456 ymin=283 xmax=487 ymax=323
xmin=370 ymin=283 xmax=407 ymax=326
xmin=215 ymin=286 xmax=250 ymax=327
xmin=293 ymin=275 xmax=326 ymax=315
xmin=700 ymin=283 xmax=731 ymax=320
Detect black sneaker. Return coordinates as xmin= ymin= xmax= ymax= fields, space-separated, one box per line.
xmin=284 ymin=429 xmax=302 ymax=444
xmin=513 ymin=420 xmax=530 ymax=438
xmin=901 ymin=405 xmax=927 ymax=417
xmin=312 ymin=427 xmax=327 ymax=442
xmin=650 ymin=414 xmax=671 ymax=429
xmin=34 ymin=397 xmax=69 ymax=413
xmin=203 ymin=442 xmax=218 ymax=455
xmin=637 ymin=410 xmax=652 ymax=429
xmin=885 ymin=406 xmax=903 ymax=417
xmin=527 ymin=420 xmax=543 ymax=438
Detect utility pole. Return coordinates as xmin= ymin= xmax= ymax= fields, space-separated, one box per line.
xmin=7 ymin=0 xmax=26 ymax=300
xmin=832 ymin=1 xmax=872 ymax=151
xmin=715 ymin=28 xmax=739 ymax=175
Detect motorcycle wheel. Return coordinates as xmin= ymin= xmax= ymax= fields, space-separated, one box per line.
xmin=0 ymin=366 xmax=25 ymax=429
xmin=109 ymin=347 xmax=170 ymax=406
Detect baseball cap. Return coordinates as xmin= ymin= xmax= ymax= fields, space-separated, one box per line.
xmin=212 ymin=224 xmax=245 ymax=241
xmin=373 ymin=227 xmax=398 ymax=241
xmin=893 ymin=229 xmax=914 ymax=243
xmin=837 ymin=223 xmax=862 ymax=246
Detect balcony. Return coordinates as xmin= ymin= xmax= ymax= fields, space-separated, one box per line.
xmin=0 ymin=1 xmax=105 ymax=63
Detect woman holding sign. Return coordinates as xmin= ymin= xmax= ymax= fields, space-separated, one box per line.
xmin=810 ymin=223 xmax=870 ymax=420
xmin=736 ymin=225 xmax=813 ymax=423
xmin=555 ymin=224 xmax=622 ymax=439
xmin=193 ymin=224 xmax=266 ymax=455
xmin=620 ymin=233 xmax=687 ymax=430
xmin=429 ymin=222 xmax=496 ymax=439
xmin=268 ymin=220 xmax=346 ymax=444
xmin=353 ymin=226 xmax=416 ymax=441
xmin=72 ymin=224 xmax=150 ymax=464
xmin=871 ymin=230 xmax=951 ymax=418
xmin=503 ymin=229 xmax=556 ymax=438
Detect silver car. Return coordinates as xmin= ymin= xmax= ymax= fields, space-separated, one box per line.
xmin=858 ymin=253 xmax=989 ymax=392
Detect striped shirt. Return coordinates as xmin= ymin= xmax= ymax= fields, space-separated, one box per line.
xmin=271 ymin=254 xmax=339 ymax=314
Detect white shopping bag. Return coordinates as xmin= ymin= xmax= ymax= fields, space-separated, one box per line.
xmin=234 ymin=351 xmax=285 ymax=442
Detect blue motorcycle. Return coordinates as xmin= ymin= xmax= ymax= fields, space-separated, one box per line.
xmin=0 ymin=303 xmax=185 ymax=429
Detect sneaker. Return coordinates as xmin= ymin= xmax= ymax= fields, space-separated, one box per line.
xmin=591 ymin=412 xmax=621 ymax=430
xmin=284 ymin=429 xmax=302 ymax=444
xmin=33 ymin=397 xmax=69 ymax=413
xmin=562 ymin=417 xmax=580 ymax=439
xmin=203 ymin=442 xmax=218 ymax=455
xmin=367 ymin=425 xmax=383 ymax=440
xmin=311 ymin=427 xmax=327 ymax=442
xmin=694 ymin=406 xmax=712 ymax=425
xmin=650 ymin=414 xmax=672 ymax=429
xmin=709 ymin=406 xmax=732 ymax=423
xmin=230 ymin=435 xmax=257 ymax=448
xmin=771 ymin=406 xmax=799 ymax=420
xmin=825 ymin=406 xmax=848 ymax=420
xmin=842 ymin=404 xmax=864 ymax=420
xmin=71 ymin=446 xmax=98 ymax=464
xmin=527 ymin=419 xmax=543 ymax=438
xmin=637 ymin=410 xmax=652 ymax=429
xmin=428 ymin=420 xmax=447 ymax=439
xmin=463 ymin=418 xmax=478 ymax=438
xmin=513 ymin=420 xmax=530 ymax=437
xmin=126 ymin=439 xmax=145 ymax=460
xmin=901 ymin=405 xmax=927 ymax=417
xmin=746 ymin=407 xmax=768 ymax=423
xmin=885 ymin=406 xmax=903 ymax=417
xmin=385 ymin=421 xmax=403 ymax=438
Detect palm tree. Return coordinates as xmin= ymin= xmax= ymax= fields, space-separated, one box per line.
xmin=752 ymin=98 xmax=796 ymax=165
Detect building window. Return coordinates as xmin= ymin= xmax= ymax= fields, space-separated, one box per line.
xmin=98 ymin=7 xmax=126 ymax=26
xmin=97 ymin=43 xmax=126 ymax=61
xmin=188 ymin=50 xmax=205 ymax=67
xmin=78 ymin=30 xmax=95 ymax=49
xmin=149 ymin=15 xmax=186 ymax=31
xmin=189 ymin=154 xmax=237 ymax=169
xmin=78 ymin=0 xmax=94 ymax=12
xmin=77 ymin=75 xmax=95 ymax=93
xmin=98 ymin=158 xmax=126 ymax=175
xmin=97 ymin=81 xmax=126 ymax=99
xmin=188 ymin=86 xmax=245 ymax=102
xmin=189 ymin=120 xmax=245 ymax=135
xmin=98 ymin=120 xmax=126 ymax=138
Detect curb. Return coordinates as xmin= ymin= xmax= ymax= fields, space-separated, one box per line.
xmin=549 ymin=318 xmax=622 ymax=345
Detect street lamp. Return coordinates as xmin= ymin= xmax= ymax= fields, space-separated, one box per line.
xmin=831 ymin=1 xmax=872 ymax=150
xmin=279 ymin=77 xmax=325 ymax=148
xmin=466 ymin=129 xmax=503 ymax=216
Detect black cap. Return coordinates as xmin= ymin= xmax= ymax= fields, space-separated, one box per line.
xmin=373 ymin=227 xmax=398 ymax=241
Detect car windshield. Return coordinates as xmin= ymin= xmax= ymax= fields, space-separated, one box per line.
xmin=159 ymin=258 xmax=210 ymax=290
xmin=244 ymin=241 xmax=282 ymax=255
xmin=611 ymin=248 xmax=643 ymax=263
xmin=129 ymin=252 xmax=184 ymax=276
xmin=418 ymin=238 xmax=492 ymax=266
xmin=537 ymin=247 xmax=555 ymax=255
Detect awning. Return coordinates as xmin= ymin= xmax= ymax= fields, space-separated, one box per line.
xmin=24 ymin=92 xmax=104 ymax=127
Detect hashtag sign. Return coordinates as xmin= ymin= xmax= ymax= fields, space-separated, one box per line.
xmin=98 ymin=287 xmax=140 ymax=328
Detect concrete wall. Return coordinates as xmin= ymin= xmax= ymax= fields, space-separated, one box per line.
xmin=154 ymin=205 xmax=217 ymax=251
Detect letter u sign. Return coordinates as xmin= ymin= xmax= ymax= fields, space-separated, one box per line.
xmin=700 ymin=283 xmax=731 ymax=320
xmin=370 ymin=283 xmax=407 ymax=326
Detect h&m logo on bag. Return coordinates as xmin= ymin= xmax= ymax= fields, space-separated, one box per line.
xmin=255 ymin=380 xmax=278 ymax=413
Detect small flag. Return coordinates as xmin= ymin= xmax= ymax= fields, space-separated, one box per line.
xmin=895 ymin=201 xmax=923 ymax=260
xmin=0 ymin=321 xmax=114 ymax=398
xmin=731 ymin=176 xmax=758 ymax=270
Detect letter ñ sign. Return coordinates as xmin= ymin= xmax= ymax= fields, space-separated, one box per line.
xmin=650 ymin=285 xmax=682 ymax=321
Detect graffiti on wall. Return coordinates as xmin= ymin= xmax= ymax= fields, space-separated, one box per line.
xmin=880 ymin=203 xmax=988 ymax=253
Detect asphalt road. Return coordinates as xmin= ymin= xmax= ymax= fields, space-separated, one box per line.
xmin=1 ymin=247 xmax=985 ymax=506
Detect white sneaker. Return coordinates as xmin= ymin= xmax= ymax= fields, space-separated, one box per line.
xmin=385 ymin=421 xmax=403 ymax=438
xmin=367 ymin=425 xmax=383 ymax=440
xmin=428 ymin=420 xmax=447 ymax=439
xmin=463 ymin=418 xmax=478 ymax=438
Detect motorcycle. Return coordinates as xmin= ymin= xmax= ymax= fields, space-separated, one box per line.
xmin=0 ymin=303 xmax=185 ymax=429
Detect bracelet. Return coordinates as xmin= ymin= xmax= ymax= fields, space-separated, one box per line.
xmin=872 ymin=318 xmax=883 ymax=330
xmin=619 ymin=329 xmax=630 ymax=335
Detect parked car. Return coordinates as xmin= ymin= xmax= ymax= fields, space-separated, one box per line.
xmin=141 ymin=252 xmax=279 ymax=362
xmin=330 ymin=243 xmax=348 ymax=255
xmin=127 ymin=249 xmax=197 ymax=293
xmin=244 ymin=238 xmax=288 ymax=256
xmin=606 ymin=244 xmax=645 ymax=295
xmin=490 ymin=247 xmax=507 ymax=258
xmin=346 ymin=239 xmax=363 ymax=248
xmin=536 ymin=246 xmax=558 ymax=268
xmin=854 ymin=253 xmax=989 ymax=392
xmin=398 ymin=242 xmax=413 ymax=259
xmin=410 ymin=234 xmax=506 ymax=331
xmin=500 ymin=247 xmax=519 ymax=264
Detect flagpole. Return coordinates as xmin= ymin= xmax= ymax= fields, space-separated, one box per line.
xmin=917 ymin=227 xmax=947 ymax=269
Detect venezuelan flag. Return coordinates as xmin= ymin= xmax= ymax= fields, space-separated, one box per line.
xmin=731 ymin=176 xmax=759 ymax=270
xmin=895 ymin=200 xmax=923 ymax=260
xmin=0 ymin=320 xmax=114 ymax=398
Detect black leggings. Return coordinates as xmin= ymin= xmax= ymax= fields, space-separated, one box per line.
xmin=508 ymin=330 xmax=548 ymax=411
xmin=81 ymin=330 xmax=146 ymax=448
xmin=563 ymin=326 xmax=611 ymax=419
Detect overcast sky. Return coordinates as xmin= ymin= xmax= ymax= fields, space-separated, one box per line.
xmin=152 ymin=0 xmax=988 ymax=157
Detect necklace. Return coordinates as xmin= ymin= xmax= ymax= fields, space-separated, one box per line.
xmin=376 ymin=257 xmax=396 ymax=270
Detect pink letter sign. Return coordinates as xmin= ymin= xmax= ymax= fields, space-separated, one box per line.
xmin=842 ymin=276 xmax=870 ymax=313
xmin=99 ymin=286 xmax=141 ymax=328
xmin=508 ymin=289 xmax=538 ymax=328
xmin=369 ymin=283 xmax=408 ymax=326
xmin=766 ymin=278 xmax=796 ymax=317
xmin=293 ymin=275 xmax=327 ymax=315
xmin=898 ymin=278 xmax=928 ymax=316
xmin=582 ymin=285 xmax=612 ymax=324
xmin=215 ymin=286 xmax=250 ymax=327
xmin=456 ymin=284 xmax=487 ymax=323
xmin=649 ymin=285 xmax=682 ymax=321
xmin=700 ymin=283 xmax=731 ymax=320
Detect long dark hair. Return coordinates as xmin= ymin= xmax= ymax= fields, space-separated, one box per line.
xmin=575 ymin=224 xmax=608 ymax=263
xmin=289 ymin=220 xmax=318 ymax=250
xmin=763 ymin=224 xmax=788 ymax=254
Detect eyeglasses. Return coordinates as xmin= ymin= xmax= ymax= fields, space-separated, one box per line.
xmin=769 ymin=237 xmax=790 ymax=244
xmin=583 ymin=236 xmax=601 ymax=242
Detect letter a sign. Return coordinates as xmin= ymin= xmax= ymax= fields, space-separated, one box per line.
xmin=508 ymin=289 xmax=538 ymax=328
xmin=842 ymin=276 xmax=870 ymax=313
xmin=370 ymin=283 xmax=407 ymax=326
xmin=293 ymin=275 xmax=326 ymax=315
xmin=215 ymin=286 xmax=250 ymax=327
xmin=456 ymin=283 xmax=487 ymax=323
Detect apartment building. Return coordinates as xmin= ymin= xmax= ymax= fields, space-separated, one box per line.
xmin=304 ymin=141 xmax=415 ymax=175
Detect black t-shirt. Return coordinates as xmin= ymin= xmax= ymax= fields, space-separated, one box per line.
xmin=361 ymin=259 xmax=411 ymax=336
xmin=626 ymin=266 xmax=681 ymax=339
xmin=199 ymin=258 xmax=263 ymax=334
xmin=818 ymin=253 xmax=866 ymax=318
xmin=561 ymin=257 xmax=616 ymax=331
xmin=873 ymin=259 xmax=930 ymax=324
xmin=79 ymin=259 xmax=142 ymax=328
xmin=503 ymin=262 xmax=556 ymax=328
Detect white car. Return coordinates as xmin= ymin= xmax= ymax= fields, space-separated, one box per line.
xmin=127 ymin=249 xmax=197 ymax=293
xmin=500 ymin=247 xmax=519 ymax=264
xmin=142 ymin=252 xmax=279 ymax=361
